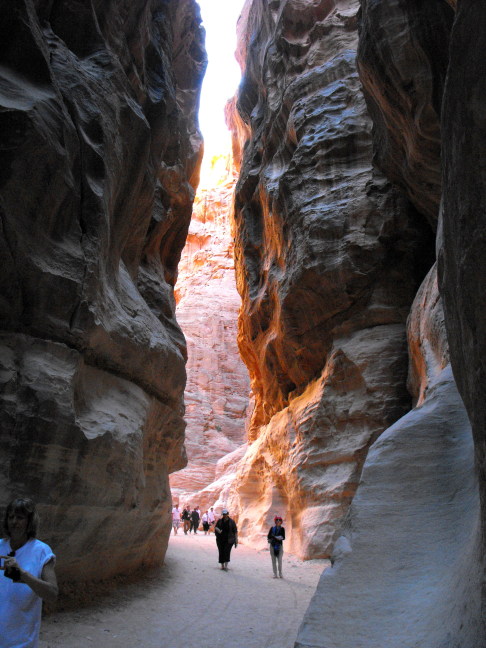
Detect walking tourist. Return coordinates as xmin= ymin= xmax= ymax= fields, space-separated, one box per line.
xmin=208 ymin=507 xmax=216 ymax=533
xmin=267 ymin=515 xmax=285 ymax=578
xmin=171 ymin=505 xmax=181 ymax=535
xmin=214 ymin=508 xmax=238 ymax=570
xmin=190 ymin=507 xmax=200 ymax=534
xmin=181 ymin=506 xmax=191 ymax=535
xmin=0 ymin=497 xmax=58 ymax=647
xmin=201 ymin=510 xmax=210 ymax=534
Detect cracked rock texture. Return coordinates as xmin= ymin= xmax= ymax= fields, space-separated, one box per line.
xmin=227 ymin=0 xmax=434 ymax=559
xmin=170 ymin=158 xmax=250 ymax=507
xmin=0 ymin=0 xmax=205 ymax=584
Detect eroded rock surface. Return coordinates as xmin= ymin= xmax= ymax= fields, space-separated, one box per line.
xmin=170 ymin=159 xmax=250 ymax=505
xmin=295 ymin=366 xmax=481 ymax=648
xmin=357 ymin=0 xmax=454 ymax=226
xmin=0 ymin=0 xmax=205 ymax=583
xmin=294 ymin=1 xmax=485 ymax=645
xmin=227 ymin=0 xmax=434 ymax=558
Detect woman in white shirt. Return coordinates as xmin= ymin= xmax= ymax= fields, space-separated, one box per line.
xmin=0 ymin=497 xmax=58 ymax=648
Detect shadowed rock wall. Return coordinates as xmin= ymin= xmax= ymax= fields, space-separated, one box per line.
xmin=0 ymin=0 xmax=205 ymax=583
xmin=439 ymin=1 xmax=486 ymax=638
xmin=227 ymin=0 xmax=434 ymax=558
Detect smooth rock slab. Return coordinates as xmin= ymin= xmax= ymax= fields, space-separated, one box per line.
xmin=295 ymin=366 xmax=482 ymax=648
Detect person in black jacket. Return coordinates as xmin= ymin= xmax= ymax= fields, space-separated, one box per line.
xmin=214 ymin=509 xmax=237 ymax=570
xmin=267 ymin=516 xmax=285 ymax=578
xmin=190 ymin=507 xmax=200 ymax=534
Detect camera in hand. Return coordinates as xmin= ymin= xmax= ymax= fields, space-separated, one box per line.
xmin=4 ymin=551 xmax=21 ymax=582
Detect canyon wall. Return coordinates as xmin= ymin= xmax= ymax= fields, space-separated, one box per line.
xmin=229 ymin=0 xmax=485 ymax=644
xmin=294 ymin=0 xmax=486 ymax=646
xmin=0 ymin=0 xmax=205 ymax=583
xmin=170 ymin=158 xmax=250 ymax=508
xmin=227 ymin=0 xmax=434 ymax=558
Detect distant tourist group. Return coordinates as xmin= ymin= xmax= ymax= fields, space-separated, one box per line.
xmin=171 ymin=505 xmax=217 ymax=535
xmin=171 ymin=504 xmax=286 ymax=578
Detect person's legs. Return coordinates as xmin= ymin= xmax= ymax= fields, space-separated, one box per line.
xmin=217 ymin=540 xmax=226 ymax=568
xmin=278 ymin=547 xmax=283 ymax=577
xmin=270 ymin=547 xmax=278 ymax=577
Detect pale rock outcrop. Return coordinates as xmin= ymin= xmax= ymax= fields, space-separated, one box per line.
xmin=294 ymin=260 xmax=482 ymax=647
xmin=227 ymin=0 xmax=434 ymax=557
xmin=0 ymin=0 xmax=205 ymax=584
xmin=170 ymin=159 xmax=250 ymax=504
xmin=295 ymin=365 xmax=481 ymax=648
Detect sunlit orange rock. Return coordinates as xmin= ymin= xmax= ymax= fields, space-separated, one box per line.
xmin=170 ymin=156 xmax=250 ymax=507
xmin=406 ymin=263 xmax=449 ymax=406
xmin=227 ymin=0 xmax=434 ymax=558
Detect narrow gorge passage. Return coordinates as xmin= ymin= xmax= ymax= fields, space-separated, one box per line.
xmin=40 ymin=535 xmax=328 ymax=648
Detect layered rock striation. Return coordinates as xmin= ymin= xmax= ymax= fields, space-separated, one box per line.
xmin=0 ymin=0 xmax=205 ymax=583
xmin=227 ymin=0 xmax=434 ymax=558
xmin=170 ymin=157 xmax=250 ymax=505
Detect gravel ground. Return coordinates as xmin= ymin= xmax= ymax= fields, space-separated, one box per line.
xmin=39 ymin=532 xmax=329 ymax=648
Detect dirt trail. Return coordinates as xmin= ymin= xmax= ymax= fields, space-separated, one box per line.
xmin=40 ymin=532 xmax=329 ymax=648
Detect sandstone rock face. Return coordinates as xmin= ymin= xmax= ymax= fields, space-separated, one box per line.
xmin=439 ymin=2 xmax=486 ymax=633
xmin=293 ymin=1 xmax=486 ymax=645
xmin=295 ymin=366 xmax=482 ymax=648
xmin=295 ymin=262 xmax=482 ymax=647
xmin=227 ymin=0 xmax=434 ymax=558
xmin=170 ymin=159 xmax=250 ymax=504
xmin=0 ymin=0 xmax=205 ymax=583
xmin=357 ymin=0 xmax=454 ymax=226
xmin=406 ymin=263 xmax=449 ymax=407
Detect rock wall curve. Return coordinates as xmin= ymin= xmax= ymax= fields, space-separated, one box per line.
xmin=0 ymin=0 xmax=205 ymax=584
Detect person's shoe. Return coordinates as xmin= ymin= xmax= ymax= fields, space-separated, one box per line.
xmin=279 ymin=574 xmax=283 ymax=578
xmin=273 ymin=574 xmax=278 ymax=578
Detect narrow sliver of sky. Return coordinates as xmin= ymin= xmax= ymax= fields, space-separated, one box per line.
xmin=197 ymin=0 xmax=247 ymax=162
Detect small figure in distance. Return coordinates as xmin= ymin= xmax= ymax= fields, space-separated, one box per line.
xmin=0 ymin=497 xmax=58 ymax=647
xmin=171 ymin=504 xmax=181 ymax=535
xmin=190 ymin=506 xmax=200 ymax=534
xmin=208 ymin=506 xmax=216 ymax=534
xmin=181 ymin=505 xmax=191 ymax=535
xmin=268 ymin=515 xmax=285 ymax=578
xmin=214 ymin=508 xmax=238 ymax=571
xmin=201 ymin=510 xmax=210 ymax=535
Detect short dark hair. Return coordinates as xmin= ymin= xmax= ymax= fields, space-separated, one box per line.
xmin=4 ymin=498 xmax=39 ymax=539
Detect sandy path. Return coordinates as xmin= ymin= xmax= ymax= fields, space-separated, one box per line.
xmin=40 ymin=533 xmax=329 ymax=648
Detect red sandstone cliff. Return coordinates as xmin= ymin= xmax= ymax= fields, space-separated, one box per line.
xmin=170 ymin=156 xmax=250 ymax=507
xmin=0 ymin=0 xmax=205 ymax=584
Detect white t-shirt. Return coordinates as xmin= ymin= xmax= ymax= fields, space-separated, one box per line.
xmin=208 ymin=510 xmax=216 ymax=523
xmin=0 ymin=537 xmax=55 ymax=648
xmin=172 ymin=508 xmax=180 ymax=521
